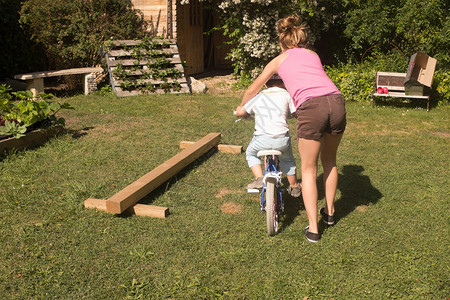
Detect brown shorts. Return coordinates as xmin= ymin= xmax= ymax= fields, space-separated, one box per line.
xmin=296 ymin=94 xmax=346 ymax=140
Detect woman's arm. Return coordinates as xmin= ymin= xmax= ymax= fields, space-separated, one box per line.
xmin=240 ymin=53 xmax=287 ymax=106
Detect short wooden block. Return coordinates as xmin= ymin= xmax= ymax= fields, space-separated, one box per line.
xmin=84 ymin=198 xmax=169 ymax=218
xmin=127 ymin=204 xmax=169 ymax=218
xmin=180 ymin=141 xmax=242 ymax=154
xmin=218 ymin=144 xmax=243 ymax=154
xmin=84 ymin=198 xmax=107 ymax=211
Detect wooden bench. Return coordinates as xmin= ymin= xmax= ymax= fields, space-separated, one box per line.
xmin=14 ymin=67 xmax=103 ymax=97
xmin=372 ymin=71 xmax=431 ymax=111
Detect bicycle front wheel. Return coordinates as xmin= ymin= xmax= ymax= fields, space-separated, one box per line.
xmin=265 ymin=178 xmax=278 ymax=236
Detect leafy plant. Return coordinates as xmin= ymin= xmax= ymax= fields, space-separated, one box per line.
xmin=0 ymin=84 xmax=14 ymax=115
xmin=112 ymin=63 xmax=127 ymax=80
xmin=0 ymin=86 xmax=73 ymax=138
xmin=97 ymin=84 xmax=113 ymax=96
xmin=0 ymin=120 xmax=27 ymax=139
xmin=326 ymin=64 xmax=376 ymax=103
xmin=431 ymin=70 xmax=450 ymax=106
xmin=209 ymin=0 xmax=449 ymax=82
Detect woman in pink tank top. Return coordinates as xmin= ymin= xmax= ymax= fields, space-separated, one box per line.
xmin=237 ymin=15 xmax=346 ymax=243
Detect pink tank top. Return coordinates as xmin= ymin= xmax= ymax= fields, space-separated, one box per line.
xmin=277 ymin=48 xmax=340 ymax=109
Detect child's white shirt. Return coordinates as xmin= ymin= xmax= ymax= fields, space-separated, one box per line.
xmin=244 ymin=87 xmax=296 ymax=137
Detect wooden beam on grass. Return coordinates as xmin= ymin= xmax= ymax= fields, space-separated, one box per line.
xmin=103 ymin=132 xmax=221 ymax=214
xmin=180 ymin=141 xmax=242 ymax=154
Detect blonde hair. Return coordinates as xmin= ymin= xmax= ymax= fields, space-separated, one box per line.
xmin=277 ymin=15 xmax=308 ymax=50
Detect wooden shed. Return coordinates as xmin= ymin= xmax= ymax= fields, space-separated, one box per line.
xmin=130 ymin=0 xmax=232 ymax=76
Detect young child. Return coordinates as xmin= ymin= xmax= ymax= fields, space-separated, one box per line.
xmin=235 ymin=75 xmax=301 ymax=197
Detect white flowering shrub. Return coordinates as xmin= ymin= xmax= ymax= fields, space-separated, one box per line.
xmin=217 ymin=0 xmax=313 ymax=80
xmin=181 ymin=0 xmax=331 ymax=80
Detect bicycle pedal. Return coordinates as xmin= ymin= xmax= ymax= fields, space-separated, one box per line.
xmin=247 ymin=188 xmax=260 ymax=194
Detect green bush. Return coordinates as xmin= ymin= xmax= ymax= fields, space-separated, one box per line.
xmin=326 ymin=52 xmax=450 ymax=105
xmin=326 ymin=65 xmax=375 ymax=103
xmin=325 ymin=52 xmax=407 ymax=103
xmin=19 ymin=0 xmax=150 ymax=70
xmin=432 ymin=70 xmax=450 ymax=106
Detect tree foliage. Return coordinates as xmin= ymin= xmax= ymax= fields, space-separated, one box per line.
xmin=19 ymin=0 xmax=151 ymax=70
xmin=211 ymin=0 xmax=344 ymax=78
xmin=203 ymin=0 xmax=449 ymax=78
xmin=344 ymin=0 xmax=449 ymax=69
xmin=0 ymin=0 xmax=46 ymax=80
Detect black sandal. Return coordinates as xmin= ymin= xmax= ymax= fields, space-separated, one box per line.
xmin=320 ymin=206 xmax=335 ymax=226
xmin=304 ymin=226 xmax=320 ymax=243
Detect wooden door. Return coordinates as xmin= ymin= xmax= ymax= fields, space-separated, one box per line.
xmin=183 ymin=0 xmax=204 ymax=75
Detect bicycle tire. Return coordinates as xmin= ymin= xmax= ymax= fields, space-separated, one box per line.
xmin=265 ymin=178 xmax=278 ymax=236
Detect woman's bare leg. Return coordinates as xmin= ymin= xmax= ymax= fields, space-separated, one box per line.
xmin=298 ymin=138 xmax=321 ymax=234
xmin=320 ymin=133 xmax=343 ymax=217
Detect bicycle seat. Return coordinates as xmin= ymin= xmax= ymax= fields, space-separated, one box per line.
xmin=257 ymin=150 xmax=282 ymax=157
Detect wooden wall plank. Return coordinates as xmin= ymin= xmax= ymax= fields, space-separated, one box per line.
xmin=107 ymin=57 xmax=181 ymax=67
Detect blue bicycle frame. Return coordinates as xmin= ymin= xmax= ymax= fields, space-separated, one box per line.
xmin=260 ymin=154 xmax=284 ymax=213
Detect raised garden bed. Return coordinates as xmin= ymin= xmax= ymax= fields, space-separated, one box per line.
xmin=0 ymin=125 xmax=64 ymax=154
xmin=1 ymin=84 xmax=73 ymax=155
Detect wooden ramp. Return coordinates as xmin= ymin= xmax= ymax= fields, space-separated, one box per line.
xmin=84 ymin=133 xmax=221 ymax=218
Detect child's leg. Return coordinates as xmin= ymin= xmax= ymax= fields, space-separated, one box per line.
xmin=250 ymin=164 xmax=263 ymax=179
xmin=278 ymin=136 xmax=299 ymax=187
xmin=286 ymin=174 xmax=299 ymax=187
xmin=246 ymin=136 xmax=265 ymax=179
xmin=245 ymin=136 xmax=264 ymax=189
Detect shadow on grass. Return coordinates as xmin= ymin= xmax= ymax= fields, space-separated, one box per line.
xmin=278 ymin=178 xmax=304 ymax=233
xmin=116 ymin=147 xmax=219 ymax=218
xmin=279 ymin=164 xmax=382 ymax=232
xmin=372 ymin=96 xmax=431 ymax=111
xmin=67 ymin=126 xmax=95 ymax=139
xmin=318 ymin=164 xmax=383 ymax=229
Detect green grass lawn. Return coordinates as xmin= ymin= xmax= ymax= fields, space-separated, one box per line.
xmin=1 ymin=92 xmax=448 ymax=299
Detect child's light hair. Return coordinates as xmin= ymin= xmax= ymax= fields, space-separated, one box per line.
xmin=277 ymin=15 xmax=308 ymax=50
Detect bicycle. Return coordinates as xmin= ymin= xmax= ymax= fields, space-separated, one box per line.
xmin=258 ymin=149 xmax=284 ymax=236
xmin=233 ymin=110 xmax=283 ymax=236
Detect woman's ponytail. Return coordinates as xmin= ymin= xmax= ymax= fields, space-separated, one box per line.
xmin=277 ymin=15 xmax=308 ymax=50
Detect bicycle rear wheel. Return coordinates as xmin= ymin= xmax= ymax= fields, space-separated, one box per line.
xmin=265 ymin=178 xmax=278 ymax=236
